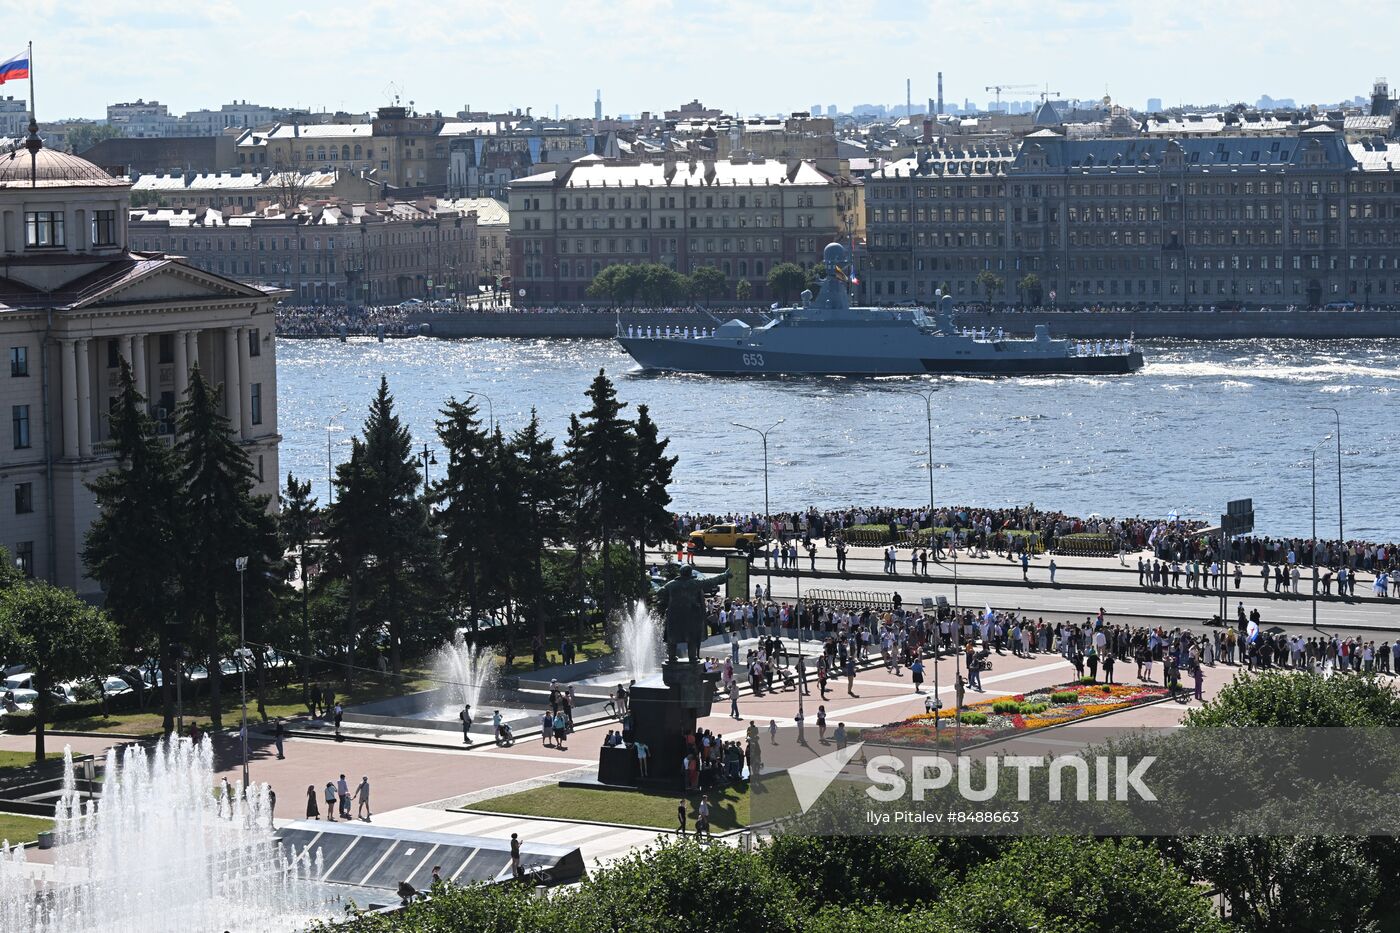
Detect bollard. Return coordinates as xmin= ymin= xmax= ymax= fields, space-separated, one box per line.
xmin=37 ymin=831 xmax=53 ymax=850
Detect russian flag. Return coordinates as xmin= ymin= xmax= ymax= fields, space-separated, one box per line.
xmin=0 ymin=51 xmax=28 ymax=86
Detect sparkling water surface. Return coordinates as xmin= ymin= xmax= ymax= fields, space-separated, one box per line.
xmin=277 ymin=337 xmax=1399 ymax=540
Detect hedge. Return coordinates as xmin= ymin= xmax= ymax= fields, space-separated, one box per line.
xmin=2 ymin=699 xmax=106 ymax=734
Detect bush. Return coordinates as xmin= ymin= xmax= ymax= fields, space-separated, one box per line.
xmin=760 ymin=834 xmax=953 ymax=909
xmin=1050 ymin=691 xmax=1078 ymax=704
xmin=959 ymin=711 xmax=988 ymax=725
xmin=991 ymin=700 xmax=1022 ymax=714
xmin=1185 ymin=670 xmax=1400 ymax=727
xmin=1020 ymin=702 xmax=1049 ymax=714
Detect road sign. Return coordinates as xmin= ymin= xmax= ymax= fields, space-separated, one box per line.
xmin=1227 ymin=498 xmax=1253 ymax=517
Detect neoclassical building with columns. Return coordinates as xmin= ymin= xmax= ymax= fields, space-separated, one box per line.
xmin=0 ymin=126 xmax=281 ymax=595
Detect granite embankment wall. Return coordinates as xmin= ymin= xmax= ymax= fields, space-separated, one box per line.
xmin=408 ymin=309 xmax=1400 ymax=340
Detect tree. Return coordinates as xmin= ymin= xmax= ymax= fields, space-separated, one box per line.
xmin=269 ymin=160 xmax=311 ymax=211
xmin=568 ymin=370 xmax=637 ymax=620
xmin=0 ymin=546 xmax=20 ymax=591
xmin=1185 ymin=670 xmax=1400 ymax=727
xmin=1016 ymin=272 xmax=1042 ymax=307
xmin=432 ymin=396 xmax=496 ymax=635
xmin=174 ymin=367 xmax=280 ymax=729
xmin=506 ymin=409 xmax=568 ymax=641
xmin=0 ymin=581 xmax=119 ymax=761
xmin=975 ymin=269 xmax=1004 ymax=303
xmin=67 ymin=123 xmax=123 ymax=156
xmin=84 ymin=360 xmax=183 ymax=732
xmin=767 ymin=262 xmax=807 ymax=303
xmin=329 ymin=377 xmax=441 ymax=681
xmin=736 ymin=277 xmax=752 ymax=302
xmin=624 ymin=404 xmax=677 ymax=572
xmin=688 ymin=265 xmax=726 ymax=307
xmin=639 ymin=264 xmax=687 ymax=306
xmin=279 ymin=474 xmax=318 ymax=708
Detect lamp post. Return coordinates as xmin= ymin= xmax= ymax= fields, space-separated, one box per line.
xmin=1310 ymin=434 xmax=1333 ymax=632
xmin=731 ymin=419 xmax=783 ymax=601
xmin=1310 ymin=406 xmax=1343 ymax=546
xmin=910 ymin=388 xmax=940 ymax=746
xmin=235 ymin=556 xmax=250 ymax=790
xmin=325 ymin=407 xmax=347 ymax=504
xmin=465 ymin=390 xmax=495 ymax=432
xmin=419 ymin=442 xmax=437 ymax=499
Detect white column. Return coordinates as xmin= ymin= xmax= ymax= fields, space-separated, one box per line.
xmin=224 ymin=327 xmax=242 ymax=438
xmin=236 ymin=325 xmax=252 ymax=438
xmin=186 ymin=329 xmax=200 ymax=375
xmin=131 ymin=333 xmax=148 ymax=399
xmin=121 ymin=334 xmax=134 ymax=371
xmin=174 ymin=330 xmax=189 ymax=401
xmin=59 ymin=339 xmax=78 ymax=458
xmin=75 ymin=338 xmax=92 ymax=458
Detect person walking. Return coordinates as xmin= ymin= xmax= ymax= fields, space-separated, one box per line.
xmin=460 ymin=704 xmax=473 ymax=745
xmin=541 ymin=711 xmax=555 ymax=748
xmin=697 ymin=794 xmax=713 ymax=839
xmin=323 ymin=781 xmax=338 ymax=822
xmin=553 ymin=711 xmax=569 ymax=751
xmin=911 ymin=657 xmax=925 ymax=693
xmin=337 ymin=773 xmax=351 ymax=820
xmin=816 ymin=704 xmax=827 ymax=744
xmin=306 ymin=784 xmax=320 ymax=820
xmin=510 ymin=833 xmax=523 ymax=880
xmin=676 ymin=801 xmax=688 ymax=835
xmin=354 ymin=776 xmax=372 ymax=821
xmin=273 ymin=718 xmax=285 ymax=760
xmin=1048 ymin=559 xmax=1057 ymax=586
xmin=333 ymin=702 xmax=344 ymax=741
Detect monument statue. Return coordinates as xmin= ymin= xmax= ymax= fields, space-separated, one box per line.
xmin=653 ymin=564 xmax=731 ymax=663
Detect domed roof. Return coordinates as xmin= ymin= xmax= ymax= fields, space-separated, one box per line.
xmin=0 ymin=143 xmax=127 ymax=189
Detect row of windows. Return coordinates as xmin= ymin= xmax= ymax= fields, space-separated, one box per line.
xmin=871 ymin=177 xmax=1400 ymax=202
xmin=23 ymin=211 xmax=117 ymax=249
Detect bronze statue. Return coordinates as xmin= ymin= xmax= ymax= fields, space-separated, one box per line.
xmin=653 ymin=564 xmax=731 ymax=663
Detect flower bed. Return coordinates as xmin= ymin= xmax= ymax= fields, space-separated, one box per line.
xmin=861 ymin=681 xmax=1171 ymax=748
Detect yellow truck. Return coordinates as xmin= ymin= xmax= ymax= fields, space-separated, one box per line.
xmin=687 ymin=523 xmax=764 ymax=554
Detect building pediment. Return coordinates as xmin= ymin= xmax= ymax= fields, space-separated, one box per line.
xmin=79 ymin=262 xmax=264 ymax=308
xmin=0 ymin=254 xmax=270 ymax=313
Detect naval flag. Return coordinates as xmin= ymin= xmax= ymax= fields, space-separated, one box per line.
xmin=0 ymin=51 xmax=28 ymax=85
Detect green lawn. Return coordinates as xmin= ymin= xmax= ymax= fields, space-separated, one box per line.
xmin=0 ymin=813 xmax=53 ymax=846
xmin=0 ymin=751 xmax=39 ymax=770
xmin=471 ymin=774 xmax=796 ymax=830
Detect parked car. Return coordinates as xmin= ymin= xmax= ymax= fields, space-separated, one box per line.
xmin=688 ymin=523 xmax=764 ymax=553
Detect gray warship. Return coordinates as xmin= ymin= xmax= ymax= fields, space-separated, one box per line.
xmin=616 ymin=242 xmax=1144 ymax=377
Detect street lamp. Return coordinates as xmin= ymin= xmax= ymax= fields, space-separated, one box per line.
xmin=235 ymin=555 xmax=251 ymax=790
xmin=325 ymin=406 xmax=348 ymax=504
xmin=1310 ymin=434 xmax=1333 ymax=632
xmin=731 ymin=419 xmax=783 ymax=600
xmin=1310 ymin=406 xmax=1343 ymax=546
xmin=465 ymin=390 xmax=495 ymax=431
xmin=909 ymin=387 xmax=942 ymax=747
xmin=419 ymin=442 xmax=438 ymax=499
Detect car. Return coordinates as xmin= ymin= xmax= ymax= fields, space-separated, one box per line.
xmin=398 ymin=298 xmax=425 ymax=308
xmin=687 ymin=523 xmax=764 ymax=553
xmin=100 ymin=676 xmax=134 ymax=698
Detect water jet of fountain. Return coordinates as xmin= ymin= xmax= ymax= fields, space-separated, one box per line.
xmin=431 ymin=634 xmax=499 ymax=717
xmin=617 ymin=599 xmax=663 ymax=683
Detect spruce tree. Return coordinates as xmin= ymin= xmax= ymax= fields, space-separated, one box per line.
xmin=571 ymin=370 xmax=637 ymax=618
xmin=332 ymin=377 xmax=439 ymax=681
xmin=628 ymin=404 xmax=678 ymax=571
xmin=507 ymin=409 xmax=567 ymax=641
xmin=432 ymin=395 xmax=495 ymax=635
xmin=84 ymin=360 xmax=183 ymax=732
xmin=174 ymin=367 xmax=278 ymax=730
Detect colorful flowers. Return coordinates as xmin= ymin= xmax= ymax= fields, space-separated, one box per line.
xmin=862 ymin=681 xmax=1171 ymax=748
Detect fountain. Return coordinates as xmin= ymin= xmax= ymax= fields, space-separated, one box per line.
xmin=0 ymin=739 xmax=336 ymax=933
xmin=617 ymin=599 xmax=663 ymax=684
xmin=431 ymin=634 xmax=499 ymax=716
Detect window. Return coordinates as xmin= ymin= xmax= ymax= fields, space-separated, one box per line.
xmin=14 ymin=482 xmax=32 ymax=515
xmin=9 ymin=346 xmax=26 ymax=377
xmin=11 ymin=405 xmax=30 ymax=449
xmin=250 ymin=383 xmax=262 ymax=425
xmin=24 ymin=211 xmax=64 ymax=248
xmin=107 ymin=339 xmax=120 ymax=369
xmin=91 ymin=210 xmax=117 ymax=246
xmin=14 ymin=542 xmax=33 ymax=578
xmin=247 ymin=328 xmax=261 ymax=357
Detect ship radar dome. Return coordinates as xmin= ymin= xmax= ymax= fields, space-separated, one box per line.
xmin=822 ymin=242 xmax=848 ymax=265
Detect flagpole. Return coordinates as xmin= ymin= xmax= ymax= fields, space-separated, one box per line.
xmin=27 ymin=41 xmax=33 ymax=123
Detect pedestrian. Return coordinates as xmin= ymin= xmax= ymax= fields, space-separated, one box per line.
xmin=1192 ymin=663 xmax=1204 ymax=702
xmin=460 ymin=704 xmax=473 ymax=745
xmin=324 ymin=781 xmax=338 ymax=822
xmin=1049 ymin=559 xmax=1057 ymax=585
xmin=697 ymin=794 xmax=713 ymax=839
xmin=768 ymin=718 xmax=778 ymax=745
xmin=306 ymin=784 xmax=320 ymax=820
xmin=955 ymin=671 xmax=966 ymax=711
xmin=510 ymin=833 xmax=523 ymax=880
xmin=911 ymin=657 xmax=925 ymax=693
xmin=354 ymin=775 xmax=371 ymax=821
xmin=267 ymin=787 xmax=276 ymax=827
xmin=337 ymin=773 xmax=351 ymax=820
xmin=541 ymin=711 xmax=554 ymax=748
xmin=553 ymin=711 xmax=569 ymax=751
xmin=636 ymin=739 xmax=649 ymax=778
xmin=273 ymin=717 xmax=285 ymax=760
xmin=676 ymin=801 xmax=688 ymax=835
xmin=333 ymin=702 xmax=343 ymax=740
xmin=833 ymin=722 xmax=847 ymax=750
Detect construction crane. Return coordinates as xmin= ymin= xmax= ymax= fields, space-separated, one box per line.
xmin=1039 ymin=86 xmax=1062 ymax=103
xmin=984 ymin=83 xmax=1037 ymax=110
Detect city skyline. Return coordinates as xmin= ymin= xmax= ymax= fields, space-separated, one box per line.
xmin=6 ymin=0 xmax=1392 ymax=122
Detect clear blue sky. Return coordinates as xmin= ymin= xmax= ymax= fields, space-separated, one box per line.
xmin=5 ymin=0 xmax=1386 ymax=120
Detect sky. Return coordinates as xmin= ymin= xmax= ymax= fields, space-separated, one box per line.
xmin=2 ymin=0 xmax=1391 ymax=121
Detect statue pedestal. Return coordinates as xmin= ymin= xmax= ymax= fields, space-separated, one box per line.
xmin=603 ymin=661 xmax=714 ymax=786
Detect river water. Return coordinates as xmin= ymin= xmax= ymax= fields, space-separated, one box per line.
xmin=277 ymin=338 xmax=1398 ymax=541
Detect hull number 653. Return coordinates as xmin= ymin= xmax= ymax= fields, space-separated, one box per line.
xmin=741 ymin=353 xmax=765 ymax=367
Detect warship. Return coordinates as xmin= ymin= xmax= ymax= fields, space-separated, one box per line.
xmin=616 ymin=242 xmax=1144 ymax=377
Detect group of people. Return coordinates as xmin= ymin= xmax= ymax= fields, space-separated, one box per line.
xmin=304 ymin=773 xmax=371 ymax=822
xmin=275 ymin=303 xmax=421 ymax=337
